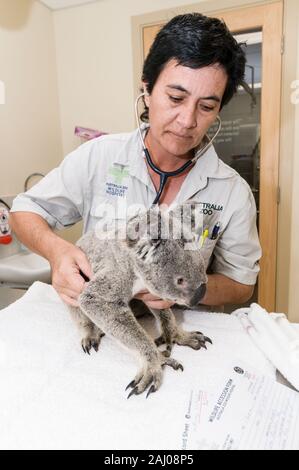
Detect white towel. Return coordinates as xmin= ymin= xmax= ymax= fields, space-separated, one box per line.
xmin=232 ymin=303 xmax=299 ymax=392
xmin=0 ymin=282 xmax=275 ymax=450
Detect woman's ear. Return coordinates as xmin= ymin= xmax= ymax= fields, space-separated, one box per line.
xmin=142 ymin=82 xmax=150 ymax=107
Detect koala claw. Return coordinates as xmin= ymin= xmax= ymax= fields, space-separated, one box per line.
xmin=82 ymin=344 xmax=90 ymax=355
xmin=204 ymin=336 xmax=213 ymax=345
xmin=194 ymin=332 xmax=213 ymax=346
xmin=126 ymin=354 xmax=183 ymax=398
xmin=81 ymin=336 xmax=102 ymax=355
xmin=175 ymin=330 xmax=212 ymax=351
xmin=155 ymin=330 xmax=212 ymax=352
xmin=146 ymin=384 xmax=157 ymax=398
xmin=126 ymin=372 xmax=160 ymax=399
xmin=162 ymin=357 xmax=184 ymax=371
xmin=127 ymin=387 xmax=141 ymax=399
xmin=125 ymin=379 xmax=138 ymax=391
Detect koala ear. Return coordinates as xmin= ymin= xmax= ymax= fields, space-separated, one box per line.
xmin=135 ymin=240 xmax=160 ymax=263
xmin=125 ymin=212 xmax=144 ymax=247
xmin=168 ymin=203 xmax=201 ymax=245
xmin=169 ymin=203 xmax=197 ymax=229
xmin=145 ymin=207 xmax=163 ymax=241
xmin=124 ymin=208 xmax=162 ymax=249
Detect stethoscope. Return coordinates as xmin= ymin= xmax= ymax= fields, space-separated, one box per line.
xmin=135 ymin=92 xmax=222 ymax=205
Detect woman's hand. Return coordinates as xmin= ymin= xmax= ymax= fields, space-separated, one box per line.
xmin=49 ymin=244 xmax=92 ymax=307
xmin=134 ymin=290 xmax=175 ymax=310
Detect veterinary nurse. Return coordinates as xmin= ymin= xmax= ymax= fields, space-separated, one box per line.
xmin=9 ymin=13 xmax=261 ymax=310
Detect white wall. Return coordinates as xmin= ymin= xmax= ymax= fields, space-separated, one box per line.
xmin=53 ymin=0 xmax=209 ymax=155
xmin=0 ymin=0 xmax=62 ymax=196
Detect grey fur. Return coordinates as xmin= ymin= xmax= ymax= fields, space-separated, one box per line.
xmin=68 ymin=205 xmax=211 ymax=397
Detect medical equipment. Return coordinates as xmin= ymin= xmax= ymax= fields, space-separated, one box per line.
xmin=0 ymin=199 xmax=12 ymax=245
xmin=135 ymin=92 xmax=222 ymax=205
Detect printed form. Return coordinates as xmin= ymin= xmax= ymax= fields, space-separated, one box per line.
xmin=181 ymin=361 xmax=299 ymax=450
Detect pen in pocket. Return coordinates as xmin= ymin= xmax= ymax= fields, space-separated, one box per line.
xmin=210 ymin=222 xmax=221 ymax=240
xmin=199 ymin=229 xmax=209 ymax=248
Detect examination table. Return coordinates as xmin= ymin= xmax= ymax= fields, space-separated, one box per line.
xmin=0 ymin=282 xmax=297 ymax=450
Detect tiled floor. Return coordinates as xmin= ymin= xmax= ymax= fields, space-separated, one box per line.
xmin=0 ymin=287 xmax=25 ymax=310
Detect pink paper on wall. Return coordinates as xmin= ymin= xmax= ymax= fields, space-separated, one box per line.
xmin=74 ymin=126 xmax=108 ymax=141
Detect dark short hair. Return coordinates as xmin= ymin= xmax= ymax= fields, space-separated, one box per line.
xmin=141 ymin=12 xmax=246 ymax=121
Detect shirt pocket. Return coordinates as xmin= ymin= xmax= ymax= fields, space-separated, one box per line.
xmin=200 ymin=237 xmax=218 ymax=270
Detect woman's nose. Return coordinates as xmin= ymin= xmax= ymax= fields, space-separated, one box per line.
xmin=177 ymin=105 xmax=197 ymax=129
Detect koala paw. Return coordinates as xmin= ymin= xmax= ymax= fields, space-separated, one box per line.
xmin=175 ymin=330 xmax=212 ymax=350
xmin=81 ymin=331 xmax=105 ymax=355
xmin=155 ymin=330 xmax=212 ymax=351
xmin=126 ymin=354 xmax=183 ymax=399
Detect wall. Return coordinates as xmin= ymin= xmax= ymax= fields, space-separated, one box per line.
xmin=51 ymin=0 xmax=201 ymax=243
xmin=52 ymin=0 xmax=211 ymax=155
xmin=0 ymin=0 xmax=62 ymax=196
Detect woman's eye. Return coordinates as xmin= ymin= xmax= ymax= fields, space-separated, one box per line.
xmin=201 ymin=105 xmax=214 ymax=112
xmin=169 ymin=96 xmax=183 ymax=103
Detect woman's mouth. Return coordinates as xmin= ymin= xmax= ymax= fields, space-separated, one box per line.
xmin=170 ymin=132 xmax=192 ymax=140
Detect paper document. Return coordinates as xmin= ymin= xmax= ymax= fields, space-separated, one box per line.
xmin=181 ymin=361 xmax=299 ymax=450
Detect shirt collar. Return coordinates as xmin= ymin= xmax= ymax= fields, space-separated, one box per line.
xmin=192 ymin=142 xmax=235 ymax=179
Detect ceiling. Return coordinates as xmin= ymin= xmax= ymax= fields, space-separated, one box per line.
xmin=39 ymin=0 xmax=99 ymax=10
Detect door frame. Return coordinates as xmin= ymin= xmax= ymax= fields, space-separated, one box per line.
xmin=132 ymin=0 xmax=286 ymax=313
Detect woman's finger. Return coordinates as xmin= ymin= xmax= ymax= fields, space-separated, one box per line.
xmin=53 ymin=272 xmax=86 ymax=297
xmin=52 ymin=281 xmax=83 ymax=299
xmin=76 ymin=250 xmax=93 ymax=280
xmin=60 ymin=293 xmax=80 ymax=308
xmin=144 ymin=299 xmax=175 ymax=310
xmin=134 ymin=291 xmax=160 ymax=301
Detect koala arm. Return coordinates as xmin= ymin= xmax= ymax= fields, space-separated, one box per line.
xmin=78 ymin=278 xmax=184 ymax=397
xmin=200 ymin=273 xmax=254 ymax=306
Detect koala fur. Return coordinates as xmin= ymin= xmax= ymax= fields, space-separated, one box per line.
xmin=68 ymin=205 xmax=211 ymax=398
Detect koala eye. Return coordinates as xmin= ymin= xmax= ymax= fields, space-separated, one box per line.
xmin=177 ymin=277 xmax=184 ymax=285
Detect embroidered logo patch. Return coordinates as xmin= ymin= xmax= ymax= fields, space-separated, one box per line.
xmin=106 ymin=163 xmax=129 ymax=197
xmin=108 ymin=163 xmax=129 ymax=184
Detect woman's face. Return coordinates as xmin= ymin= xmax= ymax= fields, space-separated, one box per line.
xmin=144 ymin=59 xmax=228 ymax=159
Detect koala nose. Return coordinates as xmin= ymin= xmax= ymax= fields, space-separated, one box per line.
xmin=189 ymin=284 xmax=206 ymax=306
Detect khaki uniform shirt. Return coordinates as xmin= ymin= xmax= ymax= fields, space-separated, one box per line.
xmin=11 ymin=125 xmax=261 ymax=285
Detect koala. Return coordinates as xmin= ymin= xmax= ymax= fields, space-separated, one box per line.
xmin=68 ymin=205 xmax=212 ymax=398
